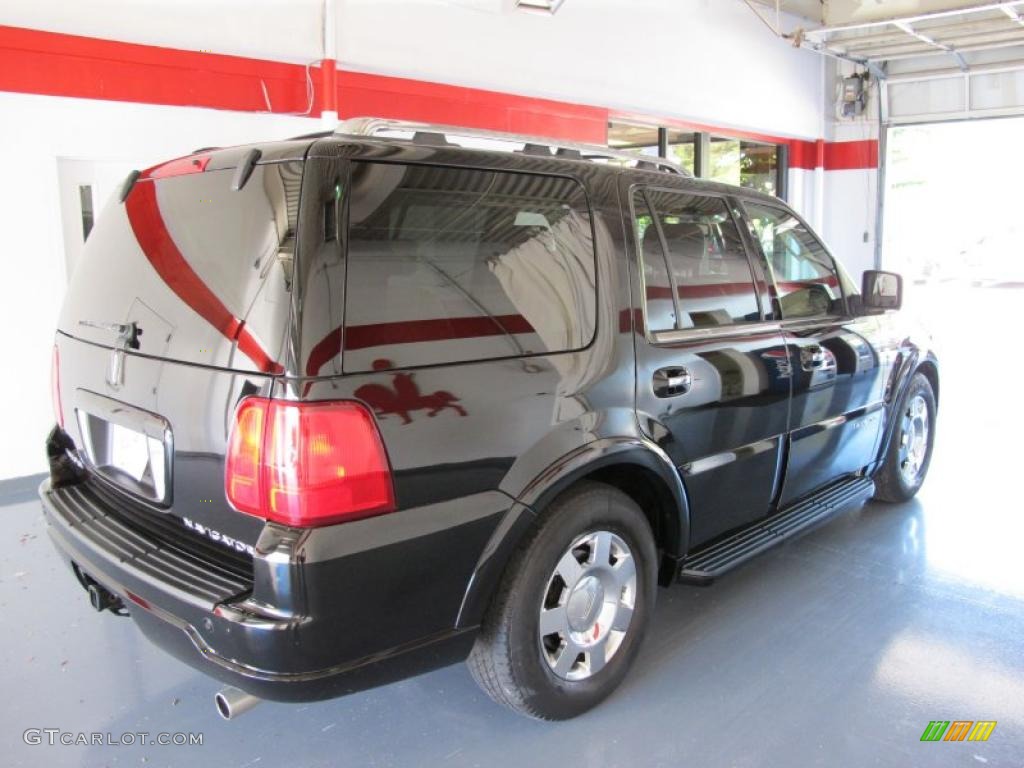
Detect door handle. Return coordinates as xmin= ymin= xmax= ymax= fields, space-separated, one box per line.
xmin=800 ymin=345 xmax=827 ymax=371
xmin=654 ymin=366 xmax=692 ymax=398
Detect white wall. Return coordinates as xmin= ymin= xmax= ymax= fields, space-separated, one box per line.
xmin=334 ymin=0 xmax=825 ymax=141
xmin=0 ymin=92 xmax=317 ymax=480
xmin=0 ymin=0 xmax=322 ymax=64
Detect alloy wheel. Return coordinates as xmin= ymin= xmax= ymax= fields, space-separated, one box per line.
xmin=899 ymin=393 xmax=930 ymax=485
xmin=539 ymin=530 xmax=637 ymax=681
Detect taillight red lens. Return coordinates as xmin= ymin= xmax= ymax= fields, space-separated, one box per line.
xmin=51 ymin=344 xmax=63 ymax=428
xmin=225 ymin=398 xmax=395 ymax=527
xmin=225 ymin=399 xmax=265 ymax=516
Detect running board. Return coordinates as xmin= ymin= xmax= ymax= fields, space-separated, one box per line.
xmin=678 ymin=476 xmax=875 ymax=585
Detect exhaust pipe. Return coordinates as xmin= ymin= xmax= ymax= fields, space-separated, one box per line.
xmin=215 ymin=686 xmax=261 ymax=720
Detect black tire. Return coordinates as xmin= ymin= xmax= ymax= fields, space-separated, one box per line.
xmin=467 ymin=482 xmax=657 ymax=720
xmin=873 ymin=372 xmax=937 ymax=503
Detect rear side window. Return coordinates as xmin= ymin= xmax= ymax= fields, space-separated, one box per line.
xmin=634 ymin=188 xmax=761 ymax=332
xmin=343 ymin=162 xmax=596 ymax=371
xmin=743 ymin=202 xmax=843 ymax=319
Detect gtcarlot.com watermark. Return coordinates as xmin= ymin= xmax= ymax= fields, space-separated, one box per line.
xmin=24 ymin=729 xmax=203 ymax=747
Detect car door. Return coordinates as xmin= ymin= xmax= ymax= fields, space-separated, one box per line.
xmin=740 ymin=199 xmax=887 ymax=507
xmin=628 ymin=184 xmax=791 ymax=548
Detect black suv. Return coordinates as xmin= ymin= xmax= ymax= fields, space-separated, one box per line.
xmin=41 ymin=120 xmax=938 ymax=721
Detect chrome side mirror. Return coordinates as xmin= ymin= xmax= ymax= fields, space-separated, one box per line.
xmin=862 ymin=270 xmax=902 ymax=311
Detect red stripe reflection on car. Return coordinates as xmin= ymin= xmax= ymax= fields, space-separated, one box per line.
xmin=124 ymin=180 xmax=284 ymax=374
xmin=345 ymin=314 xmax=535 ymax=351
xmin=302 ymin=314 xmax=537 ymax=379
xmin=305 ymin=326 xmax=343 ymax=378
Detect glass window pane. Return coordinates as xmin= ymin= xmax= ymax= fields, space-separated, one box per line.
xmin=707 ymin=138 xmax=779 ymax=195
xmin=607 ymin=122 xmax=659 ymax=154
xmin=709 ymin=138 xmax=742 ymax=186
xmin=344 ymin=162 xmax=597 ymax=371
xmin=744 ymin=202 xmax=843 ymax=318
xmin=645 ymin=190 xmax=761 ymax=329
xmin=666 ymin=131 xmax=696 ymax=176
xmin=740 ymin=142 xmax=778 ymax=196
xmin=608 ymin=124 xmax=696 ymax=175
xmin=632 ymin=191 xmax=677 ymax=332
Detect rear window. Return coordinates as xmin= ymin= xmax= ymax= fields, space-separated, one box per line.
xmin=60 ymin=160 xmax=302 ymax=372
xmin=343 ymin=162 xmax=596 ymax=372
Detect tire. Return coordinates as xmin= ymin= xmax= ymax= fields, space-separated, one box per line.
xmin=467 ymin=482 xmax=657 ymax=720
xmin=873 ymin=372 xmax=937 ymax=503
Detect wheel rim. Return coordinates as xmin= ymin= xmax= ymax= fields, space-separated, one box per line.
xmin=899 ymin=393 xmax=930 ymax=486
xmin=539 ymin=530 xmax=637 ymax=682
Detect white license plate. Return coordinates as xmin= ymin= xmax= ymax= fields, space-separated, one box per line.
xmin=75 ymin=391 xmax=173 ymax=505
xmin=109 ymin=423 xmax=151 ymax=482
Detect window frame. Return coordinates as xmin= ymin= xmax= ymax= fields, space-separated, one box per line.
xmin=734 ymin=196 xmax=854 ymax=324
xmin=341 ymin=159 xmax=601 ymax=372
xmin=628 ymin=183 xmax=773 ymax=345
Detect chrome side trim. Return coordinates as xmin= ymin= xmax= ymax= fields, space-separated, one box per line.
xmin=680 ymin=436 xmax=782 ymax=477
xmin=789 ymin=400 xmax=886 ymax=441
xmin=779 ymin=317 xmax=852 ymax=332
xmin=651 ymin=322 xmax=783 ymax=345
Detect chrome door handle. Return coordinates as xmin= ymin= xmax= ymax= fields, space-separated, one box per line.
xmin=800 ymin=346 xmax=826 ymax=371
xmin=654 ymin=366 xmax=692 ymax=398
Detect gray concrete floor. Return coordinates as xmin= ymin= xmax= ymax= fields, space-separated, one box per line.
xmin=2 ymin=285 xmax=1023 ymax=767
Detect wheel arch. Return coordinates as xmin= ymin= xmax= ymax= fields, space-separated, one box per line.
xmin=915 ymin=357 xmax=940 ymax=408
xmin=456 ymin=441 xmax=689 ymax=629
xmin=875 ymin=352 xmax=940 ymax=469
xmin=521 ymin=441 xmax=689 ymax=566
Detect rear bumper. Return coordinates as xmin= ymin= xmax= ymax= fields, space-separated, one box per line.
xmin=39 ymin=478 xmax=504 ymax=701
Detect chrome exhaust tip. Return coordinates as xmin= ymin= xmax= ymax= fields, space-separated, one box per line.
xmin=215 ymin=686 xmax=261 ymax=720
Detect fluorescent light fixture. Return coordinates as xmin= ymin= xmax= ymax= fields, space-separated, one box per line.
xmin=515 ymin=0 xmax=566 ymax=14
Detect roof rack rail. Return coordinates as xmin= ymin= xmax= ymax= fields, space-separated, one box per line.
xmin=333 ymin=117 xmax=690 ymax=176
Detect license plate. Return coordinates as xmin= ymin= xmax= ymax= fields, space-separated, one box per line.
xmin=110 ymin=423 xmax=150 ymax=482
xmin=75 ymin=390 xmax=173 ymax=506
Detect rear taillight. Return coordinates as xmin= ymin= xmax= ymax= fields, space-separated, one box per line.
xmin=51 ymin=344 xmax=63 ymax=428
xmin=225 ymin=398 xmax=395 ymax=527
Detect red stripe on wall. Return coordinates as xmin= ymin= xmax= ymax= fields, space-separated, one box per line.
xmin=788 ymin=139 xmax=819 ymax=171
xmin=823 ymin=140 xmax=879 ymax=171
xmin=0 ymin=24 xmax=605 ymax=142
xmin=0 ymin=24 xmax=877 ymax=168
xmin=0 ymin=25 xmax=317 ymax=114
xmin=124 ymin=178 xmax=283 ymax=374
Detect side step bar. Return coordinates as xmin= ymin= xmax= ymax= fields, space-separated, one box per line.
xmin=678 ymin=476 xmax=875 ymax=585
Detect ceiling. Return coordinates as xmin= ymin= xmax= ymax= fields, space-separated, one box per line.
xmin=805 ymin=1 xmax=1024 ymax=71
xmin=750 ymin=1 xmax=1024 ymax=72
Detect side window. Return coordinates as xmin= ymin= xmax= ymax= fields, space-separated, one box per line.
xmin=744 ymin=202 xmax=844 ymax=319
xmin=632 ymin=192 xmax=678 ymax=332
xmin=635 ymin=188 xmax=761 ymax=331
xmin=344 ymin=162 xmax=596 ymax=371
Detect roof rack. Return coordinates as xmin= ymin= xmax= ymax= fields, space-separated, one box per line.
xmin=333 ymin=117 xmax=690 ymax=176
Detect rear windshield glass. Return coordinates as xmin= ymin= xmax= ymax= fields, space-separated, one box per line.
xmin=60 ymin=161 xmax=303 ymax=372
xmin=343 ymin=162 xmax=596 ymax=372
